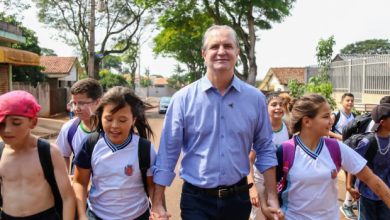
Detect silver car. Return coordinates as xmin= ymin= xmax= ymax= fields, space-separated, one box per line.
xmin=159 ymin=96 xmax=172 ymax=114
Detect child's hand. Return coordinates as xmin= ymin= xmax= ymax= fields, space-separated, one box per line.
xmin=347 ymin=187 xmax=360 ymax=200
xmin=261 ymin=205 xmax=284 ymax=220
xmin=249 ymin=185 xmax=259 ymax=207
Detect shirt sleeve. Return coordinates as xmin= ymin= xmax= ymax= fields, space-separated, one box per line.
xmin=55 ymin=120 xmax=73 ymax=157
xmin=73 ymin=141 xmax=92 ymax=169
xmin=152 ymin=93 xmax=183 ymax=186
xmin=253 ymin=93 xmax=278 ymax=173
xmin=339 ymin=141 xmax=367 ymax=175
xmin=147 ymin=143 xmax=157 ymax=176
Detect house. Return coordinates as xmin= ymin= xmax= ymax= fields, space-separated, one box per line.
xmin=258 ymin=67 xmax=305 ymax=92
xmin=329 ymin=54 xmax=390 ymax=111
xmin=0 ymin=21 xmax=40 ymax=94
xmin=40 ymin=56 xmax=81 ymax=88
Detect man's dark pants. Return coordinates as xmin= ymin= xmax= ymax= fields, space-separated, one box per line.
xmin=180 ymin=180 xmax=251 ymax=220
xmin=359 ymin=196 xmax=390 ymax=220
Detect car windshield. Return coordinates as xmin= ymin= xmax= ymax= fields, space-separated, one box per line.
xmin=160 ymin=97 xmax=171 ymax=103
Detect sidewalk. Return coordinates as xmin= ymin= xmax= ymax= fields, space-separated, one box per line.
xmin=32 ymin=113 xmax=69 ymax=139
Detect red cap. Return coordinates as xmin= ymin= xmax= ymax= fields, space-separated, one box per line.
xmin=0 ymin=90 xmax=41 ymax=123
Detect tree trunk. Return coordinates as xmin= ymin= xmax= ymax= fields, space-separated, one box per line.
xmin=246 ymin=7 xmax=257 ymax=86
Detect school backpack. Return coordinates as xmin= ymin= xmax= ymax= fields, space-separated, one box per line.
xmin=0 ymin=139 xmax=63 ymax=219
xmin=66 ymin=117 xmax=81 ymax=155
xmin=276 ymin=137 xmax=341 ymax=205
xmin=84 ymin=132 xmax=151 ymax=197
xmin=344 ymin=132 xmax=378 ymax=169
xmin=331 ymin=111 xmax=357 ymax=133
xmin=342 ymin=112 xmax=372 ymax=141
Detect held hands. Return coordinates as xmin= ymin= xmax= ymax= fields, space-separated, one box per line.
xmin=150 ymin=204 xmax=171 ymax=220
xmin=262 ymin=199 xmax=284 ymax=220
xmin=347 ymin=187 xmax=361 ymax=201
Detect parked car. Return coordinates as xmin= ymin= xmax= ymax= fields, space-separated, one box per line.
xmin=159 ymin=96 xmax=172 ymax=114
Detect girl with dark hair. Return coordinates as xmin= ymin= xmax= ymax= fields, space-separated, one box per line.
xmin=279 ymin=94 xmax=390 ymax=220
xmin=73 ymin=86 xmax=156 ymax=220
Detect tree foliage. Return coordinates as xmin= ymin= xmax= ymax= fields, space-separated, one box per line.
xmin=0 ymin=12 xmax=45 ymax=86
xmin=99 ymin=69 xmax=129 ymax=91
xmin=167 ymin=64 xmax=191 ymax=89
xmin=154 ymin=0 xmax=212 ymax=83
xmin=341 ymin=39 xmax=390 ymax=55
xmin=33 ymin=0 xmax=153 ymax=78
xmin=288 ymin=35 xmax=336 ymax=109
xmin=101 ymin=55 xmax=122 ymax=72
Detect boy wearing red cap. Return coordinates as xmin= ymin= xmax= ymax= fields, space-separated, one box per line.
xmin=348 ymin=103 xmax=390 ymax=219
xmin=0 ymin=90 xmax=75 ymax=220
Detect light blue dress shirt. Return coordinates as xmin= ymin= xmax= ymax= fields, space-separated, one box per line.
xmin=153 ymin=75 xmax=277 ymax=188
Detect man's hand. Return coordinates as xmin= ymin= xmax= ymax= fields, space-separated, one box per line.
xmin=150 ymin=204 xmax=171 ymax=220
xmin=249 ymin=185 xmax=260 ymax=207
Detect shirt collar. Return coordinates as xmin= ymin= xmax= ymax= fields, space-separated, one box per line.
xmin=200 ymin=74 xmax=242 ymax=93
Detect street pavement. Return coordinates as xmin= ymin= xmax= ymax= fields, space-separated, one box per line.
xmin=32 ymin=107 xmax=354 ymax=220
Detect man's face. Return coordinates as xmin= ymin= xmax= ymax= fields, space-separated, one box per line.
xmin=202 ymin=29 xmax=239 ymax=74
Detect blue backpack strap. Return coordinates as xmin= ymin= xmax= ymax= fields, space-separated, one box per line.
xmin=67 ymin=117 xmax=81 ymax=154
xmin=324 ymin=137 xmax=342 ymax=172
xmin=277 ymin=138 xmax=296 ymax=193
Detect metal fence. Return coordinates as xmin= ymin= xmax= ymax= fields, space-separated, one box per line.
xmin=329 ymin=55 xmax=390 ymax=102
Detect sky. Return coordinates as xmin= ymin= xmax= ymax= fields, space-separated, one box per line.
xmin=15 ymin=0 xmax=390 ymax=80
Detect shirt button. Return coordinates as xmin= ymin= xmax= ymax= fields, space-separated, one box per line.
xmin=221 ymin=153 xmax=224 ymax=157
xmin=221 ymin=116 xmax=224 ymax=119
xmin=221 ymin=135 xmax=224 ymax=138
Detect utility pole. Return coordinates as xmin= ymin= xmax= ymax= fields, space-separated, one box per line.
xmin=88 ymin=0 xmax=97 ymax=79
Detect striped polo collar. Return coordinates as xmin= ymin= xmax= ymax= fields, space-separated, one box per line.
xmin=295 ymin=135 xmax=324 ymax=159
xmin=103 ymin=132 xmax=133 ymax=152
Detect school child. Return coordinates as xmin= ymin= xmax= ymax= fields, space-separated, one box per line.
xmin=0 ymin=90 xmax=75 ymax=220
xmin=347 ymin=103 xmax=390 ymax=220
xmin=56 ymin=78 xmax=103 ymax=174
xmin=249 ymin=92 xmax=290 ymax=220
xmin=329 ymin=93 xmax=355 ymax=141
xmin=278 ymin=94 xmax=390 ymax=220
xmin=72 ymin=86 xmax=156 ymax=220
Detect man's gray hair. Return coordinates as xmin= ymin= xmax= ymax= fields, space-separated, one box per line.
xmin=201 ymin=25 xmax=239 ymax=50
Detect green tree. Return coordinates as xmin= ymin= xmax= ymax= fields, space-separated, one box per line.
xmin=154 ymin=0 xmax=212 ymax=82
xmin=33 ymin=0 xmax=155 ymax=79
xmin=0 ymin=13 xmax=45 ymax=86
xmin=287 ymin=35 xmax=336 ymax=109
xmin=99 ymin=70 xmax=129 ymax=91
xmin=101 ymin=55 xmax=122 ymax=72
xmin=41 ymin=48 xmax=57 ymax=56
xmin=167 ymin=64 xmax=190 ymax=89
xmin=341 ymin=39 xmax=390 ymax=55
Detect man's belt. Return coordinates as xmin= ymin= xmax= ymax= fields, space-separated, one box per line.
xmin=185 ymin=178 xmax=253 ymax=198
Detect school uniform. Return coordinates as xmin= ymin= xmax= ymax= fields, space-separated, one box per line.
xmin=75 ymin=134 xmax=156 ymax=220
xmin=281 ymin=136 xmax=366 ymax=220
xmin=56 ymin=118 xmax=91 ymax=170
xmin=334 ymin=111 xmax=355 ymax=134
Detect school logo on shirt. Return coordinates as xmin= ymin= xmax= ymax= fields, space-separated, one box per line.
xmin=124 ymin=165 xmax=133 ymax=176
xmin=331 ymin=169 xmax=337 ymax=179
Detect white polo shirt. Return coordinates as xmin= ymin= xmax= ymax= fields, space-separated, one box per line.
xmin=281 ymin=138 xmax=366 ymax=220
xmin=75 ymin=134 xmax=156 ymax=220
xmin=56 ymin=118 xmax=90 ymax=159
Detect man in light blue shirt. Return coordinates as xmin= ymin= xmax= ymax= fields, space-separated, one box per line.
xmin=151 ymin=25 xmax=282 ymax=220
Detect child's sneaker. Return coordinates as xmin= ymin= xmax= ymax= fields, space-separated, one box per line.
xmin=340 ymin=204 xmax=357 ymax=219
xmin=352 ymin=201 xmax=358 ymax=210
